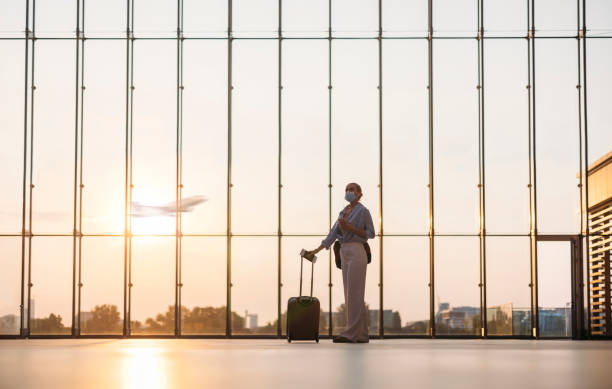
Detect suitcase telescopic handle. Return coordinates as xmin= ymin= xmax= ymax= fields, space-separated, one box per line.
xmin=299 ymin=254 xmax=314 ymax=297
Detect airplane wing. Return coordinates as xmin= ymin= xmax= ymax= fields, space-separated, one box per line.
xmin=164 ymin=196 xmax=208 ymax=213
xmin=180 ymin=195 xmax=208 ymax=211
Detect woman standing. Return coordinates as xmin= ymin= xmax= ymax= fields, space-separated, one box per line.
xmin=307 ymin=182 xmax=375 ymax=343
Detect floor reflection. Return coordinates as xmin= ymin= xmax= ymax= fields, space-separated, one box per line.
xmin=0 ymin=339 xmax=610 ymax=389
xmin=122 ymin=346 xmax=165 ymax=389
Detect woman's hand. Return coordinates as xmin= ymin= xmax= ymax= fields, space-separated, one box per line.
xmin=339 ymin=217 xmax=367 ymax=239
xmin=338 ymin=217 xmax=354 ymax=233
xmin=309 ymin=245 xmax=324 ymax=255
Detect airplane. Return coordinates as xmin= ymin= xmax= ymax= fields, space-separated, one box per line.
xmin=131 ymin=195 xmax=208 ymax=217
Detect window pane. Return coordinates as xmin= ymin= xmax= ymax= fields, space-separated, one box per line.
xmin=232 ymin=41 xmax=277 ymax=234
xmin=282 ymin=41 xmax=328 ymax=235
xmin=0 ymin=238 xmax=21 ymax=335
xmin=484 ymin=0 xmax=527 ymax=36
xmin=133 ymin=0 xmax=175 ymax=38
xmin=0 ymin=0 xmax=26 ymax=37
xmin=231 ymin=237 xmax=276 ymax=335
xmin=32 ymin=41 xmax=75 ymax=234
xmin=434 ymin=237 xmax=480 ymax=335
xmin=383 ymin=237 xmax=430 ymax=335
xmin=332 ymin=0 xmax=378 ymax=38
xmin=283 ymin=0 xmax=327 ymax=38
xmin=382 ymin=40 xmax=429 ymax=234
xmin=535 ymin=40 xmax=580 ymax=234
xmin=486 ymin=237 xmax=531 ymax=336
xmin=181 ymin=237 xmax=226 ymax=335
xmin=183 ymin=0 xmax=227 ymax=38
xmin=131 ymin=40 xmax=176 ymax=236
xmin=331 ymin=238 xmax=379 ymax=336
xmin=484 ymin=40 xmax=529 ymax=234
xmin=131 ymin=237 xmax=175 ymax=334
xmin=535 ymin=0 xmax=576 ymax=36
xmin=537 ymin=241 xmax=572 ymax=337
xmin=233 ymin=0 xmax=277 ymax=38
xmin=587 ymin=0 xmax=612 ymax=37
xmin=182 ymin=41 xmax=227 ymax=234
xmin=433 ymin=0 xmax=477 ymax=37
xmin=383 ymin=0 xmax=428 ymax=37
xmin=281 ymin=237 xmax=331 ymax=336
xmin=586 ymin=40 xmax=612 ymax=165
xmin=80 ymin=237 xmax=123 ymax=335
xmin=332 ymin=40 xmax=379 ymax=234
xmin=82 ymin=41 xmax=125 ymax=234
xmin=85 ymin=0 xmax=125 ymax=38
xmin=30 ymin=237 xmax=72 ymax=335
xmin=36 ymin=0 xmax=76 ymax=38
xmin=0 ymin=41 xmax=25 ymax=233
xmin=433 ymin=40 xmax=479 ymax=234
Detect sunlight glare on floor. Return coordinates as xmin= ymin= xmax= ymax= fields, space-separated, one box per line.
xmin=122 ymin=346 xmax=166 ymax=389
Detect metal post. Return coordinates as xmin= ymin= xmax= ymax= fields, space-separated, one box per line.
xmin=71 ymin=0 xmax=82 ymax=338
xmin=571 ymin=237 xmax=585 ymax=339
xmin=574 ymin=0 xmax=585 ymax=339
xmin=123 ymin=0 xmax=135 ymax=337
xmin=581 ymin=0 xmax=591 ymax=339
xmin=26 ymin=0 xmax=37 ymax=337
xmin=531 ymin=0 xmax=540 ymax=338
xmin=122 ymin=0 xmax=131 ymax=338
xmin=576 ymin=0 xmax=584 ymax=241
xmin=128 ymin=0 xmax=135 ymax=336
xmin=76 ymin=0 xmax=86 ymax=337
xmin=377 ymin=0 xmax=384 ymax=339
xmin=427 ymin=0 xmax=435 ymax=337
xmin=527 ymin=0 xmax=539 ymax=339
xmin=327 ymin=0 xmax=333 ymax=338
xmin=19 ymin=0 xmax=30 ymax=339
xmin=477 ymin=0 xmax=487 ymax=338
xmin=277 ymin=0 xmax=283 ymax=338
xmin=226 ymin=0 xmax=233 ymax=338
xmin=175 ymin=0 xmax=184 ymax=337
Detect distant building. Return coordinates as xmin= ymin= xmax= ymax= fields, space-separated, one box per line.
xmin=436 ymin=303 xmax=479 ymax=331
xmin=487 ymin=303 xmax=514 ymax=334
xmin=26 ymin=298 xmax=35 ymax=322
xmin=244 ymin=311 xmax=258 ymax=329
xmin=585 ymin=150 xmax=612 ymax=336
xmin=511 ymin=307 xmax=531 ymax=336
xmin=539 ymin=306 xmax=572 ymax=337
xmin=80 ymin=311 xmax=93 ymax=325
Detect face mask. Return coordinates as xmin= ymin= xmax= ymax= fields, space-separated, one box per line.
xmin=344 ymin=191 xmax=356 ymax=202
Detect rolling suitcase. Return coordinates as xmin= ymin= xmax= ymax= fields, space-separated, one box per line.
xmin=286 ymin=252 xmax=320 ymax=343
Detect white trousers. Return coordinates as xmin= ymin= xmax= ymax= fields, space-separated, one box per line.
xmin=339 ymin=242 xmax=369 ymax=342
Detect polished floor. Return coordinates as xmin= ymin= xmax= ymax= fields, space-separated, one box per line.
xmin=0 ymin=339 xmax=610 ymax=389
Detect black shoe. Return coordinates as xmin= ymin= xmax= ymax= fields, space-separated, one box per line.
xmin=356 ymin=339 xmax=369 ymax=343
xmin=333 ymin=336 xmax=354 ymax=343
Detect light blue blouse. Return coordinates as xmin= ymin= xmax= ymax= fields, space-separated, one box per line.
xmin=321 ymin=202 xmax=376 ymax=249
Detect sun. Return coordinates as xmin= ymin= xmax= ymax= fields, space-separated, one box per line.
xmin=131 ymin=215 xmax=176 ymax=236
